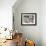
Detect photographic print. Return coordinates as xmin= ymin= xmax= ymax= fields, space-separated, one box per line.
xmin=21 ymin=13 xmax=37 ymax=26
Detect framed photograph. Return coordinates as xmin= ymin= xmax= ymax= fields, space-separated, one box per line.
xmin=21 ymin=13 xmax=37 ymax=26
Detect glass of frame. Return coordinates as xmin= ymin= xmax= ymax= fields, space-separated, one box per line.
xmin=21 ymin=13 xmax=37 ymax=26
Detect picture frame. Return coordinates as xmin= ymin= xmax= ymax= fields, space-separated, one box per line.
xmin=21 ymin=13 xmax=37 ymax=26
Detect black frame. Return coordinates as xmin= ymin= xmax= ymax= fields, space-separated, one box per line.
xmin=21 ymin=13 xmax=37 ymax=26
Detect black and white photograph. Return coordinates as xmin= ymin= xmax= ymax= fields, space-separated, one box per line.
xmin=21 ymin=13 xmax=37 ymax=25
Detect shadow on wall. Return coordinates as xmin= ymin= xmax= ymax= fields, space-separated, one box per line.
xmin=12 ymin=0 xmax=24 ymax=11
xmin=12 ymin=0 xmax=41 ymax=46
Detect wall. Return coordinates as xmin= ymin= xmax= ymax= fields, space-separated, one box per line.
xmin=0 ymin=0 xmax=16 ymax=30
xmin=13 ymin=0 xmax=41 ymax=46
xmin=40 ymin=0 xmax=46 ymax=46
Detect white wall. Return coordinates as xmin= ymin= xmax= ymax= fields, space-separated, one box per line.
xmin=41 ymin=0 xmax=46 ymax=46
xmin=0 ymin=0 xmax=16 ymax=30
xmin=13 ymin=0 xmax=41 ymax=46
